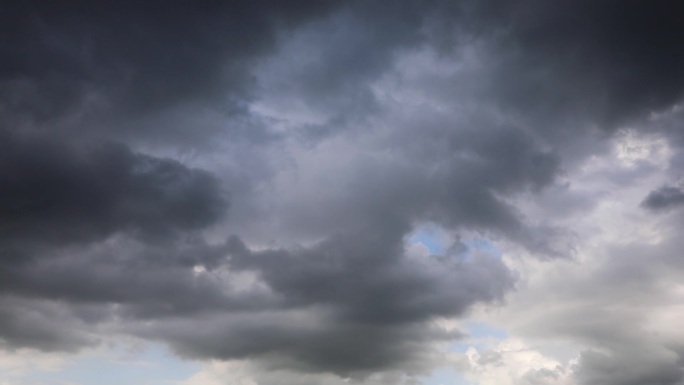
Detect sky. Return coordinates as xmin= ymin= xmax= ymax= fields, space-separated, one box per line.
xmin=2 ymin=1 xmax=684 ymax=384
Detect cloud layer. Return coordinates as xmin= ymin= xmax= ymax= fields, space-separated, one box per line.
xmin=3 ymin=1 xmax=684 ymax=384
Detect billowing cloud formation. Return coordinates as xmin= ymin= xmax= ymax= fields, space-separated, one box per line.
xmin=3 ymin=1 xmax=684 ymax=385
xmin=140 ymin=233 xmax=510 ymax=374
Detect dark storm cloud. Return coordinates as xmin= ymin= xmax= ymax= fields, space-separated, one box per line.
xmin=4 ymin=0 xmax=684 ymax=141
xmin=1 ymin=0 xmax=343 ymax=107
xmin=141 ymin=313 xmax=458 ymax=376
xmin=0 ymin=131 xmax=228 ymax=248
xmin=642 ymin=186 xmax=684 ymax=211
xmin=4 ymin=0 xmax=684 ymax=383
xmin=0 ymin=238 xmax=237 ymax=312
xmin=0 ymin=127 xmax=235 ymax=352
xmin=0 ymin=297 xmax=97 ymax=351
xmin=454 ymin=0 xmax=684 ymax=134
xmin=226 ymin=230 xmax=512 ymax=325
xmin=132 ymin=230 xmax=512 ymax=376
xmin=1 ymin=226 xmax=512 ymax=374
xmin=0 ymin=0 xmax=346 ymax=145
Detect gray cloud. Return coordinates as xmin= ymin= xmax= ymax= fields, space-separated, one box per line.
xmin=0 ymin=131 xmax=228 ymax=248
xmin=0 ymin=0 xmax=346 ymax=148
xmin=1 ymin=226 xmax=513 ymax=375
xmin=642 ymin=186 xmax=684 ymax=211
xmin=130 ymin=230 xmax=512 ymax=376
xmin=453 ymin=0 xmax=684 ymax=134
xmin=488 ymin=207 xmax=684 ymax=385
xmin=3 ymin=1 xmax=684 ymax=383
xmin=574 ymin=348 xmax=684 ymax=385
xmin=0 ymin=297 xmax=97 ymax=352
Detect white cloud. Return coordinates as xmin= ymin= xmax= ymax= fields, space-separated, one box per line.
xmin=0 ymin=348 xmax=69 ymax=380
xmin=460 ymin=339 xmax=574 ymax=385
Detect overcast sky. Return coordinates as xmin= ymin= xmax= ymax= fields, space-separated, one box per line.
xmin=2 ymin=1 xmax=684 ymax=384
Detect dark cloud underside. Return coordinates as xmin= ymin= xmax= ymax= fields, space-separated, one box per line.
xmin=642 ymin=186 xmax=684 ymax=211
